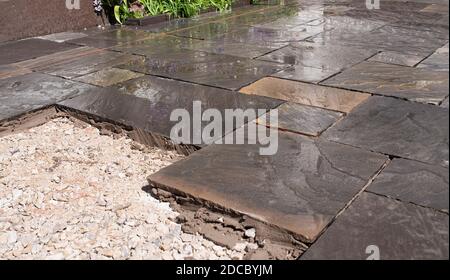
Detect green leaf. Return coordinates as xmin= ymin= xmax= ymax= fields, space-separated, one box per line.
xmin=114 ymin=5 xmax=122 ymax=24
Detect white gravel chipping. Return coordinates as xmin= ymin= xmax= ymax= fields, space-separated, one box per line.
xmin=0 ymin=117 xmax=245 ymax=260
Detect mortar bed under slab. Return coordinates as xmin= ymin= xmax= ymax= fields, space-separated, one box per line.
xmin=0 ymin=115 xmax=252 ymax=260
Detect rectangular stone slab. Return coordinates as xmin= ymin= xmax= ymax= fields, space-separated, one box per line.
xmin=0 ymin=73 xmax=95 ymax=121
xmin=0 ymin=65 xmax=32 ymax=80
xmin=321 ymin=61 xmax=449 ymax=105
xmin=73 ymin=68 xmax=144 ymax=87
xmin=111 ymin=35 xmax=201 ymax=56
xmin=271 ymin=66 xmax=337 ymax=84
xmin=171 ymin=22 xmax=248 ymax=40
xmin=368 ymin=158 xmax=449 ymax=212
xmin=148 ymin=130 xmax=387 ymax=242
xmin=417 ymin=43 xmax=449 ymax=72
xmin=323 ymin=96 xmax=449 ymax=167
xmin=258 ymin=42 xmax=377 ymax=72
xmin=67 ymin=29 xmax=153 ymax=49
xmin=308 ymin=25 xmax=448 ymax=56
xmin=368 ymin=51 xmax=425 ymax=67
xmin=181 ymin=39 xmax=278 ymax=59
xmin=261 ymin=102 xmax=343 ymax=136
xmin=212 ymin=25 xmax=327 ymax=49
xmin=38 ymin=50 xmax=142 ymax=79
xmin=240 ymin=77 xmax=370 ymax=113
xmin=0 ymin=38 xmax=77 ymax=65
xmin=441 ymin=97 xmax=449 ymax=109
xmin=301 ymin=192 xmax=449 ymax=260
xmin=58 ymin=75 xmax=283 ymax=144
xmin=37 ymin=32 xmax=88 ymax=43
xmin=117 ymin=50 xmax=285 ymax=90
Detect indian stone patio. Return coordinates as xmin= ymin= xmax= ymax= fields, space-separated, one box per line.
xmin=0 ymin=0 xmax=448 ymax=259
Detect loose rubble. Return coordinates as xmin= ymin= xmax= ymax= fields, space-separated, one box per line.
xmin=0 ymin=117 xmax=245 ymax=260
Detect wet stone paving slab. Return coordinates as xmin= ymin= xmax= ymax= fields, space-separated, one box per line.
xmin=0 ymin=39 xmax=77 ymax=65
xmin=259 ymin=41 xmax=377 ymax=73
xmin=149 ymin=128 xmax=387 ymax=243
xmin=262 ymin=102 xmax=343 ymax=136
xmin=240 ymin=77 xmax=370 ymax=113
xmin=301 ymin=192 xmax=449 ymax=260
xmin=321 ymin=61 xmax=449 ymax=105
xmin=118 ymin=50 xmax=285 ymax=90
xmin=59 ymin=75 xmax=282 ymax=144
xmin=367 ymin=158 xmax=449 ymax=212
xmin=73 ymin=68 xmax=144 ymax=87
xmin=0 ymin=73 xmax=95 ymax=120
xmin=323 ymin=96 xmax=449 ymax=168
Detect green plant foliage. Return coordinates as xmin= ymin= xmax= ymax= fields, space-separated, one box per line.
xmin=102 ymin=0 xmax=234 ymax=24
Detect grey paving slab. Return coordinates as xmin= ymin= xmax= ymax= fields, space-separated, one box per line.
xmin=38 ymin=50 xmax=142 ymax=79
xmin=148 ymin=129 xmax=387 ymax=242
xmin=322 ymin=61 xmax=449 ymax=105
xmin=271 ymin=65 xmax=336 ymax=83
xmin=301 ymin=192 xmax=449 ymax=260
xmin=73 ymin=68 xmax=144 ymax=87
xmin=0 ymin=73 xmax=95 ymax=121
xmin=368 ymin=158 xmax=449 ymax=211
xmin=261 ymin=102 xmax=343 ymax=136
xmin=309 ymin=25 xmax=448 ymax=56
xmin=259 ymin=42 xmax=377 ymax=72
xmin=67 ymin=29 xmax=153 ymax=49
xmin=171 ymin=22 xmax=248 ymax=40
xmin=368 ymin=51 xmax=425 ymax=67
xmin=111 ymin=35 xmax=202 ymax=56
xmin=323 ymin=96 xmax=449 ymax=167
xmin=37 ymin=32 xmax=88 ymax=43
xmin=441 ymin=97 xmax=449 ymax=109
xmin=240 ymin=77 xmax=370 ymax=113
xmin=0 ymin=65 xmax=32 ymax=80
xmin=117 ymin=50 xmax=285 ymax=90
xmin=0 ymin=38 xmax=77 ymax=65
xmin=58 ymin=75 xmax=283 ymax=144
xmin=417 ymin=43 xmax=449 ymax=72
xmin=182 ymin=39 xmax=278 ymax=59
xmin=212 ymin=25 xmax=327 ymax=48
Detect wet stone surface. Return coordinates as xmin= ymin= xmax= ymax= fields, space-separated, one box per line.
xmin=171 ymin=22 xmax=248 ymax=40
xmin=111 ymin=35 xmax=201 ymax=56
xmin=67 ymin=29 xmax=153 ymax=49
xmin=182 ymin=39 xmax=278 ymax=59
xmin=301 ymin=192 xmax=449 ymax=260
xmin=368 ymin=158 xmax=449 ymax=212
xmin=73 ymin=68 xmax=144 ymax=87
xmin=271 ymin=65 xmax=336 ymax=84
xmin=308 ymin=25 xmax=448 ymax=57
xmin=417 ymin=43 xmax=449 ymax=72
xmin=441 ymin=97 xmax=449 ymax=109
xmin=212 ymin=25 xmax=327 ymax=49
xmin=323 ymin=96 xmax=449 ymax=167
xmin=259 ymin=42 xmax=376 ymax=73
xmin=0 ymin=73 xmax=95 ymax=121
xmin=321 ymin=61 xmax=449 ymax=105
xmin=117 ymin=50 xmax=285 ymax=90
xmin=240 ymin=77 xmax=370 ymax=113
xmin=0 ymin=39 xmax=77 ymax=65
xmin=368 ymin=51 xmax=425 ymax=67
xmin=262 ymin=102 xmax=343 ymax=136
xmin=148 ymin=128 xmax=387 ymax=243
xmin=39 ymin=50 xmax=142 ymax=80
xmin=58 ymin=75 xmax=282 ymax=144
xmin=37 ymin=32 xmax=88 ymax=43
